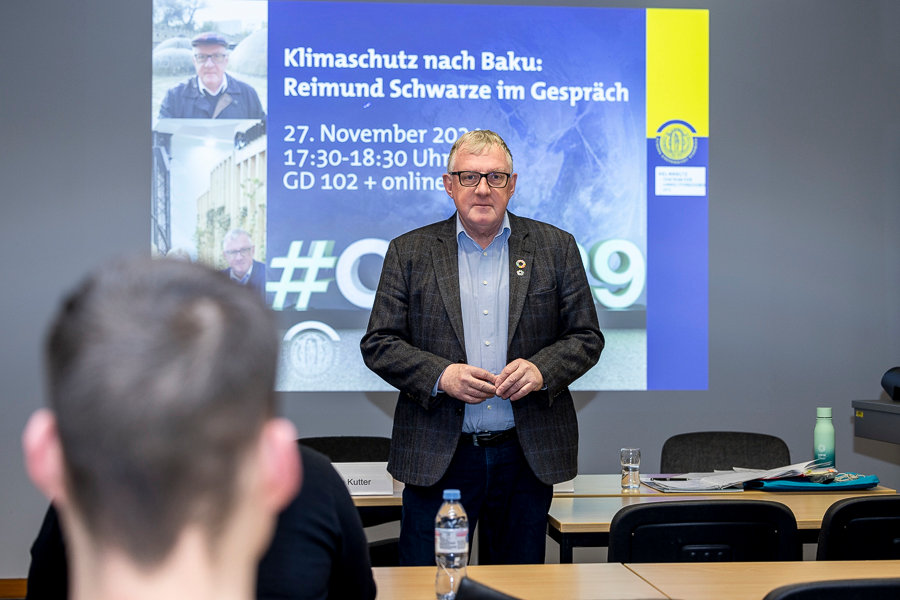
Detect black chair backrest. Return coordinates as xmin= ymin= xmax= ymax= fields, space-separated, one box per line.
xmin=607 ymin=499 xmax=800 ymax=563
xmin=763 ymin=578 xmax=900 ymax=600
xmin=816 ymin=496 xmax=900 ymax=560
xmin=660 ymin=431 xmax=790 ymax=473
xmin=297 ymin=436 xmax=400 ymax=566
xmin=297 ymin=435 xmax=396 ymax=528
xmin=456 ymin=577 xmax=522 ymax=600
xmin=298 ymin=435 xmax=391 ymax=462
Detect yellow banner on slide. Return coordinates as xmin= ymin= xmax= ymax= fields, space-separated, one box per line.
xmin=646 ymin=9 xmax=709 ymax=138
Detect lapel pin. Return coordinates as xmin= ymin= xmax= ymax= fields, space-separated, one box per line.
xmin=515 ymin=259 xmax=526 ymax=269
xmin=516 ymin=269 xmax=524 ymax=276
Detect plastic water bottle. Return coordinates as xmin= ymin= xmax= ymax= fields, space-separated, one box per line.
xmin=435 ymin=489 xmax=468 ymax=600
xmin=813 ymin=406 xmax=835 ymax=467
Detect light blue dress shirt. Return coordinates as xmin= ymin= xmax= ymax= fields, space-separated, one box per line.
xmin=457 ymin=213 xmax=515 ymax=433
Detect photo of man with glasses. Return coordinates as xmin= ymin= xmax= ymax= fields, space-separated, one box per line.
xmin=222 ymin=228 xmax=266 ymax=296
xmin=159 ymin=32 xmax=266 ymax=119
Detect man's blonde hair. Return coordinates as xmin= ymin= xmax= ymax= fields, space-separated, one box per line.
xmin=446 ymin=129 xmax=513 ymax=173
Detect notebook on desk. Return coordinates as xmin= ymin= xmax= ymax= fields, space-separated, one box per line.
xmin=641 ymin=476 xmax=745 ymax=493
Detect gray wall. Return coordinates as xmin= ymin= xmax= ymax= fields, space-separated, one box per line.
xmin=2 ymin=0 xmax=898 ymax=577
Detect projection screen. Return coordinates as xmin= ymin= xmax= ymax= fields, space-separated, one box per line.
xmin=150 ymin=1 xmax=709 ymax=391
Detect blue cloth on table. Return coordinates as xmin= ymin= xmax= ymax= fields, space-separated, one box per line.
xmin=744 ymin=474 xmax=879 ymax=491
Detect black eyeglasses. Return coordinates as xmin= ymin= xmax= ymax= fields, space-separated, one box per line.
xmin=224 ymin=246 xmax=253 ymax=258
xmin=450 ymin=171 xmax=511 ymax=188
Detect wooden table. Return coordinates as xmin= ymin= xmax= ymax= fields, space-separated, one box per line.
xmin=548 ymin=486 xmax=897 ymax=563
xmin=353 ymin=475 xmax=896 ymax=506
xmin=350 ymin=476 xmax=895 ymax=564
xmin=372 ymin=561 xmax=900 ymax=599
xmin=372 ymin=563 xmax=667 ymax=599
xmin=352 ymin=475 xmax=654 ymax=561
xmin=627 ymin=559 xmax=900 ymax=600
xmin=351 ymin=474 xmax=671 ymax=507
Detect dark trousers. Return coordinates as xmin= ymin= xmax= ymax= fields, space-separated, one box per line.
xmin=399 ymin=434 xmax=553 ymax=566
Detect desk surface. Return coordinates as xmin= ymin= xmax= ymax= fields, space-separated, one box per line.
xmin=372 ymin=563 xmax=667 ymax=600
xmin=372 ymin=561 xmax=900 ymax=600
xmin=353 ymin=493 xmax=402 ymax=507
xmin=352 ymin=474 xmax=895 ymax=506
xmin=353 ymin=474 xmax=643 ymax=507
xmin=628 ymin=560 xmax=900 ymax=600
xmin=548 ymin=486 xmax=897 ymax=533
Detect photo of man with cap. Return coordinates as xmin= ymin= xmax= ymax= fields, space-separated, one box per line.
xmin=159 ymin=32 xmax=266 ymax=119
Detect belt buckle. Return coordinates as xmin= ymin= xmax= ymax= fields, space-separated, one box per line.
xmin=474 ymin=431 xmax=503 ymax=447
xmin=470 ymin=431 xmax=491 ymax=447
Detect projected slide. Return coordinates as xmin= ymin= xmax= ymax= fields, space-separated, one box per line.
xmin=151 ymin=1 xmax=708 ymax=392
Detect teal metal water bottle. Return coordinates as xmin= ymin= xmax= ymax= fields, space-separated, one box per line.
xmin=813 ymin=407 xmax=835 ymax=467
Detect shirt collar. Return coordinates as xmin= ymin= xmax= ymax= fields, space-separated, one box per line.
xmin=456 ymin=212 xmax=511 ymax=246
xmin=199 ymin=72 xmax=228 ymax=97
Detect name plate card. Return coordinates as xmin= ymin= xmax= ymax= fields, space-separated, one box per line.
xmin=332 ymin=461 xmax=395 ymax=495
xmin=553 ymin=478 xmax=575 ymax=494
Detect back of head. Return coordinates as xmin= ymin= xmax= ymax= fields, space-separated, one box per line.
xmin=44 ymin=257 xmax=278 ymax=566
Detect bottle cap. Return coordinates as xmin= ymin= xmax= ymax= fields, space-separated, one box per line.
xmin=442 ymin=489 xmax=461 ymax=500
xmin=816 ymin=407 xmax=832 ymax=418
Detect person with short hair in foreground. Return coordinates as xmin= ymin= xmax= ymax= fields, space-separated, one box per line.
xmin=22 ymin=257 xmax=300 ymax=600
xmin=24 ymin=443 xmax=379 ymax=600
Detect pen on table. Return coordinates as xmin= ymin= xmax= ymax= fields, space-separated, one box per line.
xmin=650 ymin=477 xmax=689 ymax=481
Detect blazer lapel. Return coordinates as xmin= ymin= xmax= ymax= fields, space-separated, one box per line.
xmin=433 ymin=216 xmax=466 ymax=351
xmin=507 ymin=213 xmax=534 ymax=347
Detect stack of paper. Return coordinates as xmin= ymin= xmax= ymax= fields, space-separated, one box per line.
xmin=640 ymin=460 xmax=825 ymax=493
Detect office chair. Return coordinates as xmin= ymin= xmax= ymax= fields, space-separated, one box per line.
xmin=456 ymin=577 xmax=522 ymax=600
xmin=297 ymin=436 xmax=400 ymax=566
xmin=607 ymin=499 xmax=801 ymax=563
xmin=298 ymin=435 xmax=392 ymax=462
xmin=816 ymin=495 xmax=900 ymax=560
xmin=762 ymin=578 xmax=900 ymax=600
xmin=660 ymin=431 xmax=791 ymax=473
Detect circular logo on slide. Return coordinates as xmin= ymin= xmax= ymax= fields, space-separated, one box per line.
xmin=655 ymin=120 xmax=697 ymax=164
xmin=283 ymin=321 xmax=340 ymax=380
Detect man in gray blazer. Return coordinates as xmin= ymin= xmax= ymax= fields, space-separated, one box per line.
xmin=360 ymin=130 xmax=603 ymax=565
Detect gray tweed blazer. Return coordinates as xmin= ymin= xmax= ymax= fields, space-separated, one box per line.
xmin=360 ymin=212 xmax=604 ymax=486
